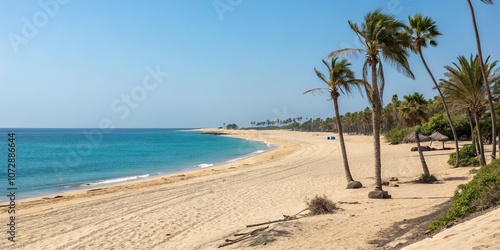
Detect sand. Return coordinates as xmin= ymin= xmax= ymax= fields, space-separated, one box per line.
xmin=402 ymin=207 xmax=500 ymax=250
xmin=0 ymin=129 xmax=494 ymax=249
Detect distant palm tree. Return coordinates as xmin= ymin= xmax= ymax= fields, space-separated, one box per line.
xmin=440 ymin=55 xmax=500 ymax=165
xmin=467 ymin=0 xmax=497 ymax=160
xmin=407 ymin=14 xmax=461 ymax=167
xmin=330 ymin=10 xmax=414 ymax=198
xmin=391 ymin=94 xmax=402 ymax=129
xmin=400 ymin=92 xmax=428 ymax=126
xmin=304 ymin=58 xmax=365 ymax=188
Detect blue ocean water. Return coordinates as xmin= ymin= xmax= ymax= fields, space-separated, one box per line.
xmin=0 ymin=128 xmax=272 ymax=201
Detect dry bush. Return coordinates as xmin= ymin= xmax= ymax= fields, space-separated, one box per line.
xmin=477 ymin=184 xmax=500 ymax=210
xmin=307 ymin=195 xmax=338 ymax=215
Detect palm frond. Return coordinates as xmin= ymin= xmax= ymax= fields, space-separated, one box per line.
xmin=314 ymin=68 xmax=329 ymax=85
xmin=303 ymin=88 xmax=331 ymax=96
xmin=328 ymin=48 xmax=364 ymax=59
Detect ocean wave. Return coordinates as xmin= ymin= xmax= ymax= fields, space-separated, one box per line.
xmin=90 ymin=174 xmax=150 ymax=185
xmin=225 ymin=149 xmax=266 ymax=163
xmin=197 ymin=163 xmax=214 ymax=168
xmin=61 ymin=174 xmax=151 ymax=188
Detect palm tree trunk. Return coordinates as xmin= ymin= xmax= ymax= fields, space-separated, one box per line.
xmin=467 ymin=110 xmax=481 ymax=155
xmin=415 ymin=132 xmax=430 ymax=177
xmin=371 ymin=62 xmax=383 ymax=191
xmin=468 ymin=0 xmax=497 ymax=160
xmin=333 ymin=97 xmax=354 ymax=183
xmin=419 ymin=50 xmax=460 ymax=167
xmin=473 ymin=110 xmax=487 ymax=165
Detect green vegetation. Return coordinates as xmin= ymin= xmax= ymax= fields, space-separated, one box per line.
xmin=225 ymin=123 xmax=238 ymax=129
xmin=428 ymin=158 xmax=500 ymax=231
xmin=384 ymin=127 xmax=413 ymax=143
xmin=447 ymin=144 xmax=481 ymax=167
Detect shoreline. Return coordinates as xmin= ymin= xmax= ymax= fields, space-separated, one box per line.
xmin=0 ymin=129 xmax=479 ymax=249
xmin=0 ymin=128 xmax=294 ymax=209
xmin=0 ymin=128 xmax=281 ymax=204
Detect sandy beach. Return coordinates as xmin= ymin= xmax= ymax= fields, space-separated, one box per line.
xmin=0 ymin=129 xmax=492 ymax=249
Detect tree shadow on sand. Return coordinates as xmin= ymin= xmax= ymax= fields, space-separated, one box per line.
xmin=247 ymin=228 xmax=293 ymax=247
xmin=367 ymin=199 xmax=452 ymax=249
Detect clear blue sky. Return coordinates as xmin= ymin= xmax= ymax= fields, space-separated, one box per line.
xmin=1 ymin=0 xmax=499 ymax=128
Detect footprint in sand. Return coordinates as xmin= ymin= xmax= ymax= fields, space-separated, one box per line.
xmin=443 ymin=233 xmax=456 ymax=239
xmin=472 ymin=245 xmax=490 ymax=250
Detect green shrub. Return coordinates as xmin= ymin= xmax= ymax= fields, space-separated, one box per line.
xmin=384 ymin=127 xmax=413 ymax=143
xmin=447 ymin=144 xmax=480 ymax=167
xmin=428 ymin=159 xmax=500 ymax=231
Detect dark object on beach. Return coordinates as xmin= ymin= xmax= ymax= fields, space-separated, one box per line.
xmin=307 ymin=195 xmax=338 ymax=215
xmin=201 ymin=132 xmax=229 ymax=136
xmin=416 ymin=174 xmax=438 ymax=184
xmin=347 ymin=180 xmax=363 ymax=189
xmin=411 ymin=146 xmax=434 ymax=151
xmin=382 ymin=181 xmax=390 ymax=186
xmin=54 ymin=195 xmax=63 ymax=199
xmin=368 ymin=190 xmax=391 ymax=199
xmin=429 ymin=131 xmax=450 ymax=149
xmin=389 ymin=177 xmax=399 ymax=181
xmin=389 ymin=141 xmax=400 ymax=145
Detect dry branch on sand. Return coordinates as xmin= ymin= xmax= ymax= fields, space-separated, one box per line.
xmin=219 ymin=196 xmax=340 ymax=247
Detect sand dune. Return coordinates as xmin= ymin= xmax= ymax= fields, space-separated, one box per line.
xmin=403 ymin=207 xmax=500 ymax=250
xmin=0 ymin=129 xmax=488 ymax=249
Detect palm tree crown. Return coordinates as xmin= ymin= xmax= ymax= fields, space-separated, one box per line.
xmin=331 ymin=9 xmax=414 ymax=106
xmin=305 ymin=58 xmax=363 ymax=99
xmin=407 ymin=14 xmax=442 ymax=53
xmin=440 ymin=55 xmax=493 ymax=111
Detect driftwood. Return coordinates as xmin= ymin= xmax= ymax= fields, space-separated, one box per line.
xmin=218 ymin=226 xmax=269 ymax=248
xmin=218 ymin=208 xmax=309 ymax=248
xmin=246 ymin=208 xmax=308 ymax=228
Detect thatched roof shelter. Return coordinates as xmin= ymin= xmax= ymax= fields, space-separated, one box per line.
xmin=429 ymin=131 xmax=450 ymax=149
xmin=429 ymin=131 xmax=449 ymax=141
xmin=403 ymin=132 xmax=431 ymax=143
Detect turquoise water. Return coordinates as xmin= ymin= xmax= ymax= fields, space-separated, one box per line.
xmin=0 ymin=129 xmax=272 ymax=201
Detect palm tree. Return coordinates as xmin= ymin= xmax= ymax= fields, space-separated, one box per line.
xmin=467 ymin=0 xmax=497 ymax=160
xmin=400 ymin=92 xmax=429 ymax=127
xmin=304 ymin=58 xmax=364 ymax=188
xmin=440 ymin=55 xmax=500 ymax=165
xmin=407 ymin=14 xmax=461 ymax=167
xmin=330 ymin=10 xmax=414 ymax=198
xmin=391 ymin=94 xmax=402 ymax=129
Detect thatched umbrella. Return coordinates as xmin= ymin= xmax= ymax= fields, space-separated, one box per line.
xmin=403 ymin=132 xmax=431 ymax=143
xmin=429 ymin=131 xmax=449 ymax=149
xmin=404 ymin=132 xmax=432 ymax=178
